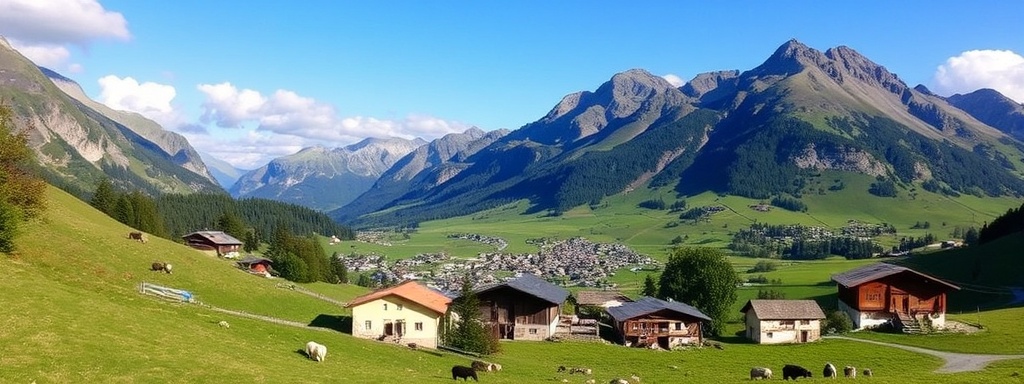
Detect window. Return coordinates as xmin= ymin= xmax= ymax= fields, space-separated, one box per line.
xmin=365 ymin=320 xmax=372 ymax=330
xmin=397 ymin=304 xmax=404 ymax=311
xmin=415 ymin=322 xmax=423 ymax=331
xmin=675 ymin=322 xmax=683 ymax=330
xmin=383 ymin=303 xmax=388 ymax=310
xmin=767 ymin=332 xmax=773 ymax=338
xmin=781 ymin=320 xmax=794 ymax=326
xmin=529 ymin=328 xmax=538 ymax=335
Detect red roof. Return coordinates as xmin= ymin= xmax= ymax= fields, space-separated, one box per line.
xmin=345 ymin=280 xmax=451 ymax=315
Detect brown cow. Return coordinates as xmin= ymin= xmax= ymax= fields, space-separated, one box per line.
xmin=128 ymin=232 xmax=146 ymax=243
xmin=151 ymin=262 xmax=172 ymax=274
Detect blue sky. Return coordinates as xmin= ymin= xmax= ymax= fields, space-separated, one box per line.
xmin=1 ymin=1 xmax=1023 ymax=169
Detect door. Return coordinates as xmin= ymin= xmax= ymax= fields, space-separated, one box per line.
xmin=800 ymin=330 xmax=809 ymax=343
xmin=891 ymin=293 xmax=909 ymax=313
xmin=384 ymin=322 xmax=394 ymax=336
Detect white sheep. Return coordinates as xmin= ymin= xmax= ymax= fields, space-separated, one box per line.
xmin=750 ymin=367 xmax=773 ymax=380
xmin=305 ymin=341 xmax=327 ymax=362
xmin=217 ymin=320 xmax=230 ymax=328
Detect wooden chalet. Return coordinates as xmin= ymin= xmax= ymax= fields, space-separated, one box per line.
xmin=740 ymin=299 xmax=825 ymax=344
xmin=832 ymin=263 xmax=960 ymax=332
xmin=182 ymin=231 xmax=243 ymax=256
xmin=472 ymin=273 xmax=569 ymax=341
xmin=606 ymin=296 xmax=710 ymax=349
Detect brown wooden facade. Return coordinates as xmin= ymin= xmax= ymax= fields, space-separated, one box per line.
xmin=837 ymin=274 xmax=948 ymax=315
xmin=616 ymin=310 xmax=702 ymax=349
xmin=182 ymin=231 xmax=242 ymax=256
xmin=477 ymin=286 xmax=560 ymax=341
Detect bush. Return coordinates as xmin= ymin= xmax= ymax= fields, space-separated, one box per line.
xmin=746 ymin=260 xmax=778 ymax=273
xmin=823 ymin=310 xmax=853 ymax=334
xmin=756 ymin=289 xmax=786 ymax=299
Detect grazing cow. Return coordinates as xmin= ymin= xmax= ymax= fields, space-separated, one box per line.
xmin=471 ymin=360 xmax=490 ymax=372
xmin=823 ymin=363 xmax=837 ymax=379
xmin=844 ymin=366 xmax=857 ymax=378
xmin=557 ymin=365 xmax=567 ymax=372
xmin=750 ymin=367 xmax=773 ymax=380
xmin=128 ymin=231 xmax=146 ymax=242
xmin=609 ymin=379 xmax=629 ymax=384
xmin=305 ymin=341 xmax=327 ymax=362
xmin=863 ymin=368 xmax=872 ymax=377
xmin=782 ymin=365 xmax=812 ymax=380
xmin=151 ymin=262 xmax=172 ymax=274
xmin=217 ymin=320 xmax=230 ymax=328
xmin=570 ymin=367 xmax=592 ymax=375
xmin=452 ymin=365 xmax=478 ymax=381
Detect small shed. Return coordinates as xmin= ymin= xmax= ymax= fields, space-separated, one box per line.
xmin=740 ymin=299 xmax=825 ymax=344
xmin=606 ymin=296 xmax=710 ymax=349
xmin=236 ymin=256 xmax=274 ymax=276
xmin=471 ymin=273 xmax=569 ymax=341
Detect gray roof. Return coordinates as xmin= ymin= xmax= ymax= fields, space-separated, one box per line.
xmin=236 ymin=256 xmax=272 ymax=265
xmin=606 ymin=296 xmax=711 ymax=323
xmin=740 ymin=299 xmax=825 ymax=320
xmin=474 ymin=273 xmax=569 ymax=304
xmin=183 ymin=230 xmax=243 ymax=245
xmin=831 ymin=263 xmax=959 ymax=290
xmin=575 ymin=290 xmax=633 ymax=306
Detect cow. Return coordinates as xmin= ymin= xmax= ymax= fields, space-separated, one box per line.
xmin=128 ymin=231 xmax=146 ymax=242
xmin=305 ymin=341 xmax=327 ymax=362
xmin=609 ymin=379 xmax=629 ymax=384
xmin=782 ymin=364 xmax=812 ymax=380
xmin=490 ymin=363 xmax=502 ymax=372
xmin=862 ymin=368 xmax=872 ymax=377
xmin=823 ymin=363 xmax=837 ymax=379
xmin=750 ymin=367 xmax=773 ymax=380
xmin=452 ymin=365 xmax=478 ymax=381
xmin=844 ymin=366 xmax=857 ymax=378
xmin=570 ymin=367 xmax=592 ymax=375
xmin=151 ymin=262 xmax=172 ymax=274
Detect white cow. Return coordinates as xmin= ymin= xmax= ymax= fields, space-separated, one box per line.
xmin=305 ymin=341 xmax=327 ymax=362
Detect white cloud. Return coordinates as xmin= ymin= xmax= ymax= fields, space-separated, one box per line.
xmin=0 ymin=0 xmax=129 ymax=72
xmin=662 ymin=73 xmax=685 ymax=88
xmin=933 ymin=49 xmax=1024 ymax=103
xmin=97 ymin=75 xmax=189 ymax=130
xmin=196 ymin=82 xmax=468 ymax=147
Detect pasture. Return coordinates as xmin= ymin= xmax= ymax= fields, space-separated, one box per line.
xmin=1 ymin=187 xmax=1022 ymax=383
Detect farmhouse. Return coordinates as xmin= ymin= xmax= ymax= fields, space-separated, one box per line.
xmin=606 ymin=296 xmax=710 ymax=349
xmin=346 ymin=280 xmax=452 ymax=349
xmin=472 ymin=273 xmax=569 ymax=341
xmin=740 ymin=299 xmax=825 ymax=344
xmin=182 ymin=231 xmax=243 ymax=256
xmin=235 ymin=256 xmax=273 ymax=277
xmin=832 ymin=263 xmax=960 ymax=332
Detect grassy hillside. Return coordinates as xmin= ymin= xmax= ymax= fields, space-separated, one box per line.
xmin=2 ymin=187 xmax=1022 ymax=383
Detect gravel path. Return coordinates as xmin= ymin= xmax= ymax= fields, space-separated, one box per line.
xmin=825 ymin=336 xmax=1024 ymax=373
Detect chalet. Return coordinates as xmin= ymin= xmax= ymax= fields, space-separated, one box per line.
xmin=606 ymin=296 xmax=710 ymax=349
xmin=832 ymin=263 xmax=960 ymax=331
xmin=182 ymin=231 xmax=243 ymax=256
xmin=472 ymin=273 xmax=569 ymax=341
xmin=740 ymin=299 xmax=825 ymax=344
xmin=236 ymin=256 xmax=274 ymax=277
xmin=346 ymin=280 xmax=452 ymax=349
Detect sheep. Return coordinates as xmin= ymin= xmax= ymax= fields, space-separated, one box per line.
xmin=823 ymin=363 xmax=837 ymax=378
xmin=217 ymin=320 xmax=230 ymax=328
xmin=163 ymin=263 xmax=173 ymax=274
xmin=586 ymin=380 xmax=596 ymax=384
xmin=750 ymin=367 xmax=773 ymax=380
xmin=452 ymin=365 xmax=477 ymax=381
xmin=491 ymin=363 xmax=502 ymax=372
xmin=863 ymin=368 xmax=872 ymax=377
xmin=630 ymin=374 xmax=641 ymax=383
xmin=305 ymin=341 xmax=327 ymax=362
xmin=844 ymin=366 xmax=857 ymax=378
xmin=570 ymin=367 xmax=592 ymax=375
xmin=471 ymin=360 xmax=490 ymax=372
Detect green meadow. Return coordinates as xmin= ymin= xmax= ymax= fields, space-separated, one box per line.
xmin=1 ymin=187 xmax=1023 ymax=383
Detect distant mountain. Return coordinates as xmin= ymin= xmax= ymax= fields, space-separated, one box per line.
xmin=199 ymin=152 xmax=249 ymax=189
xmin=334 ymin=127 xmax=508 ymax=221
xmin=947 ymin=88 xmax=1024 ymax=142
xmin=230 ymin=137 xmax=426 ymax=211
xmin=0 ymin=36 xmax=222 ymax=195
xmin=334 ymin=39 xmax=1024 ymax=228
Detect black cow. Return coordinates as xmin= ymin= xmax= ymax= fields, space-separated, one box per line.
xmin=782 ymin=364 xmax=812 ymax=380
xmin=452 ymin=365 xmax=478 ymax=381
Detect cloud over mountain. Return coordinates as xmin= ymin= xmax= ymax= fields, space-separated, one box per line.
xmin=0 ymin=0 xmax=129 ymax=71
xmin=934 ymin=49 xmax=1024 ymax=103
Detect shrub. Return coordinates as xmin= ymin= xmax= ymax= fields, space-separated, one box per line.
xmin=824 ymin=310 xmax=853 ymax=334
xmin=746 ymin=260 xmax=778 ymax=273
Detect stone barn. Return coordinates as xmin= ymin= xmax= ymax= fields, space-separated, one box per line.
xmin=741 ymin=299 xmax=825 ymax=344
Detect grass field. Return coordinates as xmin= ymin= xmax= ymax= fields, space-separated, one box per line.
xmin=1 ymin=187 xmax=1022 ymax=383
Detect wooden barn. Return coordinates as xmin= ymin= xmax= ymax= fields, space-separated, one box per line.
xmin=182 ymin=231 xmax=243 ymax=256
xmin=740 ymin=299 xmax=825 ymax=344
xmin=832 ymin=263 xmax=960 ymax=332
xmin=472 ymin=273 xmax=569 ymax=341
xmin=606 ymin=296 xmax=710 ymax=349
xmin=236 ymin=256 xmax=274 ymax=277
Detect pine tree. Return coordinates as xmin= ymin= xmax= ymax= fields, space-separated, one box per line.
xmin=641 ymin=274 xmax=658 ymax=297
xmin=216 ymin=211 xmax=248 ymax=241
xmin=90 ymin=178 xmax=117 ymax=216
xmin=445 ymin=275 xmax=499 ymax=354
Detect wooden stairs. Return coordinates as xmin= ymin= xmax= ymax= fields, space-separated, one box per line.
xmin=896 ymin=312 xmax=922 ymax=334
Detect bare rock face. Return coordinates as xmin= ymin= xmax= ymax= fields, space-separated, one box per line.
xmin=681 ymin=70 xmax=740 ymax=98
xmin=791 ymin=144 xmax=886 ymax=177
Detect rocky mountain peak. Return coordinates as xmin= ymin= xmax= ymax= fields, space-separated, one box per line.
xmin=823 ymin=45 xmax=906 ymax=94
xmin=681 ymin=70 xmax=740 ymax=99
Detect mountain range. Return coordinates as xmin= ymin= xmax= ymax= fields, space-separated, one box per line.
xmin=0 ymin=36 xmax=221 ymax=196
xmin=325 ymin=39 xmax=1024 ymax=228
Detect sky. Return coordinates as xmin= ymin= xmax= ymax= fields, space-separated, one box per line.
xmin=1 ymin=1 xmax=1023 ymax=169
